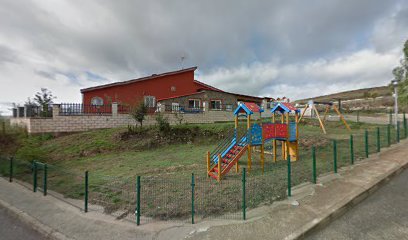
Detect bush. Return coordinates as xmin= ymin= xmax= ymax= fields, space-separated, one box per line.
xmin=130 ymin=101 xmax=147 ymax=128
xmin=155 ymin=114 xmax=171 ymax=133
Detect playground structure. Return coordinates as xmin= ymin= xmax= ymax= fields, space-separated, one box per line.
xmin=206 ymin=102 xmax=300 ymax=181
xmin=298 ymin=100 xmax=351 ymax=134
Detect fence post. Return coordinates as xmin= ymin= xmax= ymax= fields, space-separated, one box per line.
xmin=387 ymin=125 xmax=391 ymax=147
xmin=43 ymin=164 xmax=47 ymax=196
xmin=136 ymin=176 xmax=141 ymax=226
xmin=287 ymin=149 xmax=291 ymax=197
xmin=365 ymin=130 xmax=369 ymax=158
xmin=33 ymin=161 xmax=37 ymax=192
xmin=404 ymin=113 xmax=407 ymax=139
xmin=312 ymin=146 xmax=317 ymax=184
xmin=84 ymin=171 xmax=89 ymax=213
xmin=242 ymin=168 xmax=246 ymax=220
xmin=389 ymin=110 xmax=392 ymax=125
xmin=397 ymin=121 xmax=400 ymax=143
xmin=376 ymin=127 xmax=380 ymax=153
xmin=9 ymin=157 xmax=13 ymax=182
xmin=191 ymin=173 xmax=195 ymax=224
xmin=333 ymin=140 xmax=337 ymax=173
xmin=350 ymin=135 xmax=354 ymax=165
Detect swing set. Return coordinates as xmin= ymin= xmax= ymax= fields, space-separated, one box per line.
xmin=298 ymin=100 xmax=351 ymax=134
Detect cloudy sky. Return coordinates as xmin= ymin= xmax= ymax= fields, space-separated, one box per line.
xmin=0 ymin=0 xmax=407 ymax=114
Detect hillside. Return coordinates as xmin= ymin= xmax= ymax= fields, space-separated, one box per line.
xmin=295 ymin=86 xmax=391 ymax=104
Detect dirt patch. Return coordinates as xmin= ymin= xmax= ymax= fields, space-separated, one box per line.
xmin=0 ymin=134 xmax=21 ymax=155
xmin=299 ymin=137 xmax=330 ymax=150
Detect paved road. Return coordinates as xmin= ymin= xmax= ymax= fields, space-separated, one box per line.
xmin=306 ymin=167 xmax=408 ymax=240
xmin=0 ymin=206 xmax=46 ymax=240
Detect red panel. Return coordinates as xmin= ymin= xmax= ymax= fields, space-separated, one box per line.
xmin=275 ymin=124 xmax=288 ymax=138
xmin=262 ymin=123 xmax=276 ymax=139
xmin=262 ymin=123 xmax=288 ymax=139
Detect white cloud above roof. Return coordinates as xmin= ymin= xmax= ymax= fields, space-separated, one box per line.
xmin=0 ymin=0 xmax=407 ymax=114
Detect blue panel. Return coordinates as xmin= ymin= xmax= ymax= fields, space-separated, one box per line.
xmin=250 ymin=123 xmax=263 ymax=145
xmin=289 ymin=122 xmax=297 ymax=141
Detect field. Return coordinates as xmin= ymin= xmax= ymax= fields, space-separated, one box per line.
xmin=0 ymin=117 xmax=401 ymax=223
xmin=295 ymin=85 xmax=391 ymax=104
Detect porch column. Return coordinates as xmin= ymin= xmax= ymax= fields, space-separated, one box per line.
xmin=112 ymin=102 xmax=118 ymax=117
xmin=203 ymin=101 xmax=209 ymax=112
xmin=52 ymin=104 xmax=60 ymax=118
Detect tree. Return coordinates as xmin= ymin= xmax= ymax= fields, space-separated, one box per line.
xmin=24 ymin=97 xmax=38 ymax=107
xmin=392 ymin=39 xmax=408 ymax=106
xmin=32 ymin=88 xmax=56 ymax=117
xmin=34 ymin=88 xmax=56 ymax=107
xmin=130 ymin=101 xmax=148 ymax=128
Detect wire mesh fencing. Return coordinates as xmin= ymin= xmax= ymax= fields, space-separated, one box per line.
xmin=139 ymin=175 xmax=191 ymax=224
xmin=314 ymin=143 xmax=334 ymax=178
xmin=47 ymin=165 xmax=85 ymax=211
xmin=88 ymin=175 xmax=136 ymax=222
xmin=336 ymin=138 xmax=351 ymax=170
xmin=0 ymin=155 xmax=9 ymax=178
xmin=195 ymin=174 xmax=242 ymax=221
xmin=11 ymin=158 xmax=34 ymax=190
xmin=247 ymin=163 xmax=287 ymax=209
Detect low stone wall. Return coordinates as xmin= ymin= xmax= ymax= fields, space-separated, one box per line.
xmin=10 ymin=107 xmax=273 ymax=134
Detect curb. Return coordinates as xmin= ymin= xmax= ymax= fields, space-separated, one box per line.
xmin=0 ymin=197 xmax=74 ymax=240
xmin=287 ymin=142 xmax=408 ymax=240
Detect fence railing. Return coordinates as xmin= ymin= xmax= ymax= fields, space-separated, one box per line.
xmin=1 ymin=118 xmax=407 ymax=226
xmin=59 ymin=103 xmax=112 ymax=115
xmin=11 ymin=105 xmax=53 ymax=118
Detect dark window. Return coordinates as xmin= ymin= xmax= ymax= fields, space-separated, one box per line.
xmin=188 ymin=99 xmax=200 ymax=109
xmin=211 ymin=100 xmax=221 ymax=110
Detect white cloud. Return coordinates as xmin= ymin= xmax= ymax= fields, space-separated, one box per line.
xmin=202 ymin=48 xmax=400 ymax=100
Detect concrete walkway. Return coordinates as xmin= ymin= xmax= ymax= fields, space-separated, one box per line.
xmin=306 ymin=166 xmax=408 ymax=239
xmin=1 ymin=140 xmax=408 ymax=240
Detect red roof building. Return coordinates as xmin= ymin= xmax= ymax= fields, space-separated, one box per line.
xmin=80 ymin=67 xmax=273 ymax=111
xmin=81 ymin=67 xmax=217 ymax=106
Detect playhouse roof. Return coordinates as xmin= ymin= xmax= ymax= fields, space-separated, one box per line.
xmin=233 ymin=102 xmax=264 ymax=115
xmin=271 ymin=102 xmax=300 ymax=113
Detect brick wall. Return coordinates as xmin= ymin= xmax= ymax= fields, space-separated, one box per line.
xmin=10 ymin=103 xmax=274 ymax=134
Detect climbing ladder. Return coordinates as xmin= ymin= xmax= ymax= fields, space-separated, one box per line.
xmin=207 ymin=130 xmax=248 ymax=181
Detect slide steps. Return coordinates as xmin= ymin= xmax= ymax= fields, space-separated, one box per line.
xmin=208 ymin=145 xmax=247 ymax=180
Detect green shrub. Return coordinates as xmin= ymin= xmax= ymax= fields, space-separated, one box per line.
xmin=155 ymin=114 xmax=171 ymax=133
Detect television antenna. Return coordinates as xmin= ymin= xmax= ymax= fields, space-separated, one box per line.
xmin=180 ymin=54 xmax=186 ymax=69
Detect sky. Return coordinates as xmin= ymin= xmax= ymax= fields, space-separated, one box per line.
xmin=0 ymin=0 xmax=407 ymax=115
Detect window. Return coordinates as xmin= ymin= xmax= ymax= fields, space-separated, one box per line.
xmin=225 ymin=104 xmax=233 ymax=111
xmin=171 ymin=103 xmax=180 ymax=112
xmin=171 ymin=86 xmax=176 ymax=92
xmin=144 ymin=96 xmax=156 ymax=108
xmin=91 ymin=97 xmax=103 ymax=106
xmin=210 ymin=100 xmax=222 ymax=110
xmin=188 ymin=99 xmax=201 ymax=109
